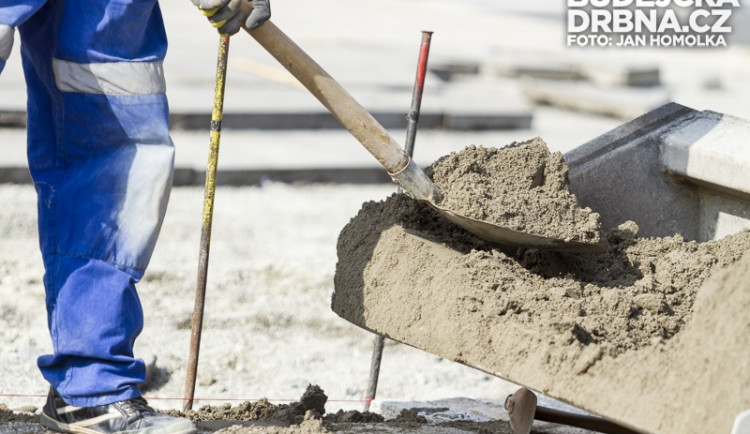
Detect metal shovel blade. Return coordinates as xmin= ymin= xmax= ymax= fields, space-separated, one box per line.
xmin=436 ymin=205 xmax=606 ymax=252
xmin=241 ymin=13 xmax=605 ymax=253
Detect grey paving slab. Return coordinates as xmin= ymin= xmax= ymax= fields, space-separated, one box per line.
xmin=439 ymin=78 xmax=532 ymax=130
xmin=0 ymin=0 xmax=547 ymax=130
xmin=0 ymin=106 xmax=622 ymax=185
xmin=168 ymin=85 xmax=445 ymax=130
xmin=488 ymin=61 xmax=582 ymax=82
xmin=381 ymin=396 xmax=593 ymax=433
xmin=576 ymin=61 xmax=661 ymax=87
xmin=520 ymin=77 xmax=671 ymax=120
xmin=3 ymin=0 xmax=750 ymax=123
xmin=486 ymin=51 xmax=660 ymax=87
xmin=428 ymin=60 xmax=481 ymax=81
xmin=484 ymin=50 xmax=582 ymax=82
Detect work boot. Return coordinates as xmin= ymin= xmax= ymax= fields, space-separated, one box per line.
xmin=41 ymin=388 xmax=196 ymax=434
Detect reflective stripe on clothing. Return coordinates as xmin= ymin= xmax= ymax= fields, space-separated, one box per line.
xmin=0 ymin=25 xmax=13 ymax=61
xmin=16 ymin=0 xmax=173 ymax=407
xmin=52 ymin=58 xmax=166 ymax=95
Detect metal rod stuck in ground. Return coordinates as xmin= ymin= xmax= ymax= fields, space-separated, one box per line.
xmin=364 ymin=30 xmax=433 ymax=413
xmin=183 ymin=34 xmax=230 ymax=413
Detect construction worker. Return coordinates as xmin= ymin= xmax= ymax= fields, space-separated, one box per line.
xmin=0 ymin=0 xmax=269 ymax=433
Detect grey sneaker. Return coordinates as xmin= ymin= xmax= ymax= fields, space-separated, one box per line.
xmin=41 ymin=388 xmax=196 ymax=434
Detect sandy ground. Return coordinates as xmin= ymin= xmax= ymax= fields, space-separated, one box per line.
xmin=0 ymin=182 xmax=536 ymax=433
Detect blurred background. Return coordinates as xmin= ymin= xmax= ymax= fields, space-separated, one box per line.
xmin=2 ymin=0 xmax=749 ymax=176
xmin=1 ymin=0 xmax=749 ymax=420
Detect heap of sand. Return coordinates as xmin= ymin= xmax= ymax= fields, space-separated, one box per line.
xmin=333 ymin=139 xmax=750 ymax=433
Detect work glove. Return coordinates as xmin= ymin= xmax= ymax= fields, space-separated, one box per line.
xmin=192 ymin=0 xmax=271 ymax=36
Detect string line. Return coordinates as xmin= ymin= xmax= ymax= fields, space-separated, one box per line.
xmin=0 ymin=393 xmax=369 ymax=404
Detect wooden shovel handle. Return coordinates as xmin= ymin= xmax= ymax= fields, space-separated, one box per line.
xmin=239 ymin=8 xmax=410 ymax=175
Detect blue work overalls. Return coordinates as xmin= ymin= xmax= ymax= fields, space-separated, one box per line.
xmin=0 ymin=0 xmax=173 ymax=407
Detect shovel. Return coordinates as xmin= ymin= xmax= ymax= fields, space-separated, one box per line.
xmin=239 ymin=5 xmax=604 ymax=253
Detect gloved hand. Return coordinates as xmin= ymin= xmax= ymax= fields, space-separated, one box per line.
xmin=192 ymin=0 xmax=271 ymax=35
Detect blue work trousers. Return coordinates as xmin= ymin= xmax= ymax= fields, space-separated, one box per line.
xmin=1 ymin=0 xmax=173 ymax=407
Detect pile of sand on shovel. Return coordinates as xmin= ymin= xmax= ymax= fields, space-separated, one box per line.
xmin=332 ymin=138 xmax=750 ymax=433
xmin=428 ymin=138 xmax=601 ymax=244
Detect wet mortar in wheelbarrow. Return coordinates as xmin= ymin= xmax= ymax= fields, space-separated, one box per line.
xmin=332 ymin=103 xmax=750 ymax=434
